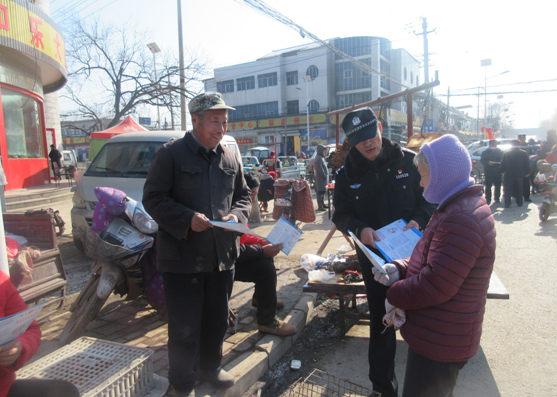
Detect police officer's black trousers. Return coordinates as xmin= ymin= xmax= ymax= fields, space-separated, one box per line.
xmin=358 ymin=249 xmax=398 ymax=397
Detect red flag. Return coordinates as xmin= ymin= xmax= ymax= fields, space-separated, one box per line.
xmin=486 ymin=128 xmax=494 ymax=140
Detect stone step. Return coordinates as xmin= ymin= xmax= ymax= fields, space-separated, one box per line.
xmin=5 ymin=187 xmax=73 ymax=204
xmin=6 ymin=191 xmax=73 ymax=212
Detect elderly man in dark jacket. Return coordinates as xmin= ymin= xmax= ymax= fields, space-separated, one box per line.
xmin=500 ymin=139 xmax=530 ymax=208
xmin=314 ymin=144 xmax=328 ymax=211
xmin=333 ymin=108 xmax=435 ymax=397
xmin=143 ymin=92 xmax=251 ymax=395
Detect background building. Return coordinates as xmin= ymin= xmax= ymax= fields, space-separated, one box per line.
xmin=0 ymin=0 xmax=66 ymax=190
xmin=204 ymin=36 xmax=421 ymax=155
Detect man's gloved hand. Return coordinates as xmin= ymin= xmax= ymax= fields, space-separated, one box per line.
xmin=371 ymin=263 xmax=400 ymax=286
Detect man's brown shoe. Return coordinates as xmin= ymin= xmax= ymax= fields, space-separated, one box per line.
xmin=252 ymin=298 xmax=284 ymax=309
xmin=257 ymin=318 xmax=297 ymax=336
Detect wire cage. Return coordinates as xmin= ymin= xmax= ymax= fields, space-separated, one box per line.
xmin=287 ymin=367 xmax=379 ymax=397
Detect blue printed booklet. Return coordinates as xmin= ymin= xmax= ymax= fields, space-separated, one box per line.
xmin=374 ymin=219 xmax=423 ymax=262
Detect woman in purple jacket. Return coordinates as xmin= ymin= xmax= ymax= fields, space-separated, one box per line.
xmin=373 ymin=134 xmax=496 ymax=396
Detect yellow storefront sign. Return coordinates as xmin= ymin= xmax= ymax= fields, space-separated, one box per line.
xmin=258 ymin=113 xmax=327 ymax=128
xmin=0 ymin=0 xmax=66 ymax=72
xmin=62 ymin=136 xmax=90 ymax=145
xmin=228 ymin=120 xmax=256 ymax=131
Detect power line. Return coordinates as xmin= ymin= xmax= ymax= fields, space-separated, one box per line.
xmin=233 ymin=0 xmax=410 ymax=89
xmin=452 ymin=78 xmax=557 ymax=93
xmin=441 ymin=89 xmax=557 ymax=97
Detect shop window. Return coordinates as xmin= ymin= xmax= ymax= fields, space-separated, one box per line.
xmin=286 ymin=71 xmax=298 ymax=86
xmin=308 ymin=100 xmax=320 ymax=113
xmin=258 ymin=73 xmax=278 ymax=88
xmin=237 ymin=76 xmax=255 ymax=91
xmin=1 ymin=87 xmax=45 ymax=159
xmin=217 ymin=80 xmax=234 ymax=94
xmin=306 ymin=65 xmax=319 ymax=80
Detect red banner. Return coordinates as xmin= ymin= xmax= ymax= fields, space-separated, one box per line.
xmin=236 ymin=138 xmax=253 ymax=144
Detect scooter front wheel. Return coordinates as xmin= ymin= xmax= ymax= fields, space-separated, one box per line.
xmin=539 ymin=203 xmax=551 ymax=222
xmin=59 ymin=274 xmax=109 ymax=345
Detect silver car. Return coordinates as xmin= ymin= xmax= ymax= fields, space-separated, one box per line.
xmin=71 ymin=131 xmax=242 ymax=251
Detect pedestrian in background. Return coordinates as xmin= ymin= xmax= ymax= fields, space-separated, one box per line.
xmin=480 ymin=139 xmax=503 ymax=205
xmin=517 ymin=134 xmax=533 ymax=202
xmin=500 ymin=139 xmax=530 ymax=208
xmin=314 ymin=144 xmax=329 ymax=211
xmin=539 ymin=129 xmax=557 ymax=159
xmin=48 ymin=144 xmax=61 ymax=179
xmin=374 ymin=134 xmax=495 ymax=397
xmin=333 ymin=107 xmax=435 ymax=397
xmin=143 ymin=92 xmax=251 ymax=395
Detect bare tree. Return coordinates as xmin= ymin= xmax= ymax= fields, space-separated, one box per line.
xmin=62 ymin=17 xmax=208 ymax=129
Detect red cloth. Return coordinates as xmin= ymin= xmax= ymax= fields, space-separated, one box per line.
xmin=545 ymin=152 xmax=557 ymax=165
xmin=239 ymin=224 xmax=265 ymax=246
xmin=267 ymin=171 xmax=277 ymax=180
xmin=387 ymin=186 xmax=495 ymax=362
xmin=0 ymin=271 xmax=42 ymax=396
xmin=6 ymin=237 xmax=18 ymax=259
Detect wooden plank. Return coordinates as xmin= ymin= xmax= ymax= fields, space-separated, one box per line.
xmin=304 ymin=272 xmax=508 ymax=299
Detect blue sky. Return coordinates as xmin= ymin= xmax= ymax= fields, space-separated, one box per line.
xmin=51 ymin=0 xmax=557 ymax=130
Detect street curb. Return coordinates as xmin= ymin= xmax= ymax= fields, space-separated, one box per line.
xmin=222 ymin=292 xmax=318 ymax=396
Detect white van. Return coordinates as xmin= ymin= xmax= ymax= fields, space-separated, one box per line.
xmin=71 ymin=131 xmax=242 ymax=251
xmin=62 ymin=149 xmax=77 ymax=167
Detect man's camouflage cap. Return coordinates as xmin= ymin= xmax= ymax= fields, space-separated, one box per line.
xmin=188 ymin=92 xmax=236 ymax=114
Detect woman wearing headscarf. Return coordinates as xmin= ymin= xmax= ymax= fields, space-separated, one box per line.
xmin=373 ymin=134 xmax=496 ymax=397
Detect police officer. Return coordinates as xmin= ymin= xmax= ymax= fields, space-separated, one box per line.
xmin=333 ymin=108 xmax=435 ymax=397
xmin=480 ymin=139 xmax=503 ymax=204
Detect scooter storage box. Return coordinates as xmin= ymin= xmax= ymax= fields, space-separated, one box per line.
xmin=17 ymin=337 xmax=155 ymax=397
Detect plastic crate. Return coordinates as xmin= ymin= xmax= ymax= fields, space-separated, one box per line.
xmin=287 ymin=367 xmax=378 ymax=397
xmin=17 ymin=337 xmax=155 ymax=397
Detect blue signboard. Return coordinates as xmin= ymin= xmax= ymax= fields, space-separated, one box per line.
xmin=139 ymin=117 xmax=151 ymax=125
xmin=424 ymin=119 xmax=434 ymax=133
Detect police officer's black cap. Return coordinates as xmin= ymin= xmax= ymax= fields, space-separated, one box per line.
xmin=342 ymin=108 xmax=379 ymax=147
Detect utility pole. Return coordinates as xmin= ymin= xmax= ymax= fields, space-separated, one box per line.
xmin=415 ymin=17 xmax=435 ymax=84
xmin=447 ymin=87 xmax=450 ymax=133
xmin=177 ymin=0 xmax=187 ymax=131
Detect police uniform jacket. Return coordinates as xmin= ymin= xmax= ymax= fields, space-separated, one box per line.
xmin=333 ymin=138 xmax=436 ymax=242
xmin=143 ymin=132 xmax=251 ymax=274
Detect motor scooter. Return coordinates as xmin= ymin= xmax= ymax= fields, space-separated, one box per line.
xmin=536 ymin=162 xmax=557 ymax=222
xmin=59 ymin=191 xmax=160 ymax=344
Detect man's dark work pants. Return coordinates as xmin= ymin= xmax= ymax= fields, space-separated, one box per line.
xmin=163 ymin=270 xmax=234 ymax=391
xmin=523 ymin=176 xmax=530 ymax=200
xmin=358 ymin=248 xmax=398 ymax=397
xmin=234 ymin=257 xmax=277 ymax=325
xmin=504 ymin=177 xmax=524 ymax=207
xmin=402 ymin=348 xmax=467 ymax=397
xmin=484 ymin=174 xmax=501 ymax=203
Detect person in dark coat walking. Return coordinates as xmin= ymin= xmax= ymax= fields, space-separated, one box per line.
xmin=142 ymin=92 xmax=251 ymax=395
xmin=374 ymin=134 xmax=495 ymax=397
xmin=480 ymin=139 xmax=503 ymax=204
xmin=314 ymin=144 xmax=328 ymax=211
xmin=500 ymin=139 xmax=530 ymax=208
xmin=332 ymin=107 xmax=436 ymax=397
xmin=48 ymin=145 xmax=62 ymax=178
xmin=517 ymin=134 xmax=533 ymax=202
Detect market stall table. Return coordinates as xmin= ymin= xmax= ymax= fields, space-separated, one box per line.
xmin=303 ymin=272 xmax=509 ymax=337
